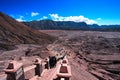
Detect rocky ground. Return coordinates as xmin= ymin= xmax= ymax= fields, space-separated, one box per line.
xmin=0 ymin=44 xmax=50 ymax=75
xmin=0 ymin=30 xmax=120 ymax=80
xmin=41 ymin=30 xmax=120 ymax=80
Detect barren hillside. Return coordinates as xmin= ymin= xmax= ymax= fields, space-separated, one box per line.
xmin=0 ymin=12 xmax=55 ymax=50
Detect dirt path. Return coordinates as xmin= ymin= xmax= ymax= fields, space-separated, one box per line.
xmin=69 ymin=58 xmax=98 ymax=80
xmin=40 ymin=60 xmax=61 ymax=80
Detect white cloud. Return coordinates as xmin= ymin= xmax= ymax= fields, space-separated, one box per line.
xmin=97 ymin=18 xmax=102 ymax=20
xmin=42 ymin=16 xmax=48 ymax=19
xmin=49 ymin=13 xmax=97 ymax=24
xmin=49 ymin=14 xmax=59 ymax=18
xmin=64 ymin=16 xmax=97 ymax=24
xmin=31 ymin=12 xmax=39 ymax=17
xmin=16 ymin=16 xmax=25 ymax=22
xmin=37 ymin=16 xmax=48 ymax=21
xmin=49 ymin=14 xmax=64 ymax=21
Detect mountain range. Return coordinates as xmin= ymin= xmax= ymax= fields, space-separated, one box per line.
xmin=0 ymin=11 xmax=120 ymax=50
xmin=23 ymin=20 xmax=120 ymax=31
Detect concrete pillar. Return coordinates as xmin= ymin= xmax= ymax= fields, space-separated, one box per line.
xmin=57 ymin=57 xmax=72 ymax=80
xmin=34 ymin=58 xmax=42 ymax=77
xmin=5 ymin=61 xmax=25 ymax=80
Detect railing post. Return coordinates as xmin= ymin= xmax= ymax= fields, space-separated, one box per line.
xmin=4 ymin=61 xmax=25 ymax=80
xmin=56 ymin=57 xmax=72 ymax=80
xmin=34 ymin=58 xmax=42 ymax=77
xmin=45 ymin=58 xmax=50 ymax=69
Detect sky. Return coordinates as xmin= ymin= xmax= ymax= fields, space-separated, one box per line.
xmin=0 ymin=0 xmax=120 ymax=25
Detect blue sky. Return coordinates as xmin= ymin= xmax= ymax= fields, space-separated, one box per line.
xmin=0 ymin=0 xmax=120 ymax=25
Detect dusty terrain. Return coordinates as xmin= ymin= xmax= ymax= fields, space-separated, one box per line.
xmin=0 ymin=30 xmax=120 ymax=80
xmin=41 ymin=30 xmax=120 ymax=80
